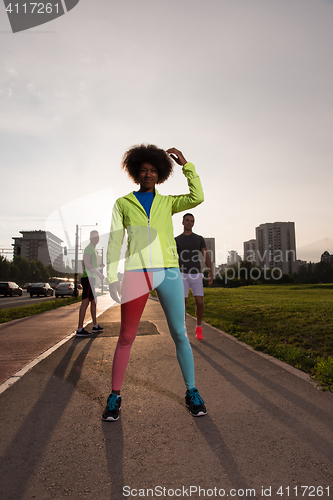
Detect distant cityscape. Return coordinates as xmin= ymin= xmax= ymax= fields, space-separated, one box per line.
xmin=1 ymin=222 xmax=332 ymax=277
xmin=196 ymin=221 xmax=331 ymax=278
xmin=9 ymin=230 xmax=103 ymax=274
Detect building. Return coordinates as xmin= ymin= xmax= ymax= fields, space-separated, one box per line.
xmin=255 ymin=222 xmax=297 ymax=275
xmin=203 ymin=237 xmax=216 ymax=277
xmin=12 ymin=230 xmax=64 ymax=268
xmin=243 ymin=239 xmax=257 ymax=263
xmin=295 ymin=259 xmax=307 ymax=272
xmin=227 ymin=250 xmax=241 ymax=266
xmin=321 ymin=251 xmax=333 ymax=266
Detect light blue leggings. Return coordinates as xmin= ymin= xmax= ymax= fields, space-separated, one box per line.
xmin=112 ymin=268 xmax=196 ymax=391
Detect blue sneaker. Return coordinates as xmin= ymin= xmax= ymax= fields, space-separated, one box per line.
xmin=102 ymin=393 xmax=121 ymax=421
xmin=185 ymin=388 xmax=207 ymax=417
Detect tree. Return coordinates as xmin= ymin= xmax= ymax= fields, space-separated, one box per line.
xmin=313 ymin=261 xmax=333 ymax=283
xmin=0 ymin=256 xmax=10 ymax=280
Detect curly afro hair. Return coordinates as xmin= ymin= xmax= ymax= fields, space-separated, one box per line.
xmin=122 ymin=144 xmax=174 ymax=185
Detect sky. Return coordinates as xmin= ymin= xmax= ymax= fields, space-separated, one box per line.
xmin=1 ymin=0 xmax=333 ymax=266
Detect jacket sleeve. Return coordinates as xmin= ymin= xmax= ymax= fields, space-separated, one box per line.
xmin=105 ymin=200 xmax=126 ymax=284
xmin=171 ymin=162 xmax=204 ymax=215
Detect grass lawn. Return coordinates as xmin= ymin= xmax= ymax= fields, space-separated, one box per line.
xmin=0 ymin=296 xmax=83 ymax=324
xmin=186 ymin=284 xmax=333 ymax=391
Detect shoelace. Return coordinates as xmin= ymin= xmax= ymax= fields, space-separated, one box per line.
xmin=188 ymin=389 xmax=205 ymax=405
xmin=107 ymin=394 xmax=120 ymax=410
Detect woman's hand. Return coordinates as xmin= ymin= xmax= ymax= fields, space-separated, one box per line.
xmin=166 ymin=148 xmax=187 ymax=166
xmin=109 ymin=281 xmax=121 ymax=303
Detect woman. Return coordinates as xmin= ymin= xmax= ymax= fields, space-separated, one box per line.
xmin=103 ymin=144 xmax=207 ymax=421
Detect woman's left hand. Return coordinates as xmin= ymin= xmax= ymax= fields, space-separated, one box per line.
xmin=109 ymin=281 xmax=121 ymax=303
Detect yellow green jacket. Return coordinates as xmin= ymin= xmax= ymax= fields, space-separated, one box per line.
xmin=106 ymin=162 xmax=204 ymax=284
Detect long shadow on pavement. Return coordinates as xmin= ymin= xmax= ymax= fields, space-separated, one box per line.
xmin=102 ymin=420 xmax=124 ymax=499
xmin=193 ymin=415 xmax=259 ymax=499
xmin=101 ymin=372 xmax=257 ymax=498
xmin=0 ymin=337 xmax=94 ymax=499
xmin=202 ymin=340 xmax=333 ymax=425
xmin=191 ymin=341 xmax=333 ymax=463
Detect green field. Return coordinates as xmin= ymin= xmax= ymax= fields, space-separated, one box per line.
xmin=0 ymin=296 xmax=82 ymax=324
xmin=186 ymin=284 xmax=333 ymax=391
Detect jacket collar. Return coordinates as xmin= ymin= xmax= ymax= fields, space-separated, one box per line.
xmin=124 ymin=187 xmax=159 ymax=201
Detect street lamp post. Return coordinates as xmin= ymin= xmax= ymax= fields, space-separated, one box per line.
xmin=74 ymin=224 xmax=79 ymax=297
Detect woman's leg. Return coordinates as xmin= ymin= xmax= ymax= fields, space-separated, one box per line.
xmin=111 ymin=272 xmax=152 ymax=391
xmin=154 ymin=268 xmax=195 ymax=390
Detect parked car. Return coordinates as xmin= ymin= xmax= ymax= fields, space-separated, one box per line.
xmin=55 ymin=282 xmax=81 ymax=297
xmin=0 ymin=282 xmax=23 ymax=296
xmin=30 ymin=283 xmax=54 ymax=297
xmin=23 ymin=283 xmax=32 ymax=292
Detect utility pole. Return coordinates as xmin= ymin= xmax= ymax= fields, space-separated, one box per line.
xmin=74 ymin=224 xmax=79 ymax=297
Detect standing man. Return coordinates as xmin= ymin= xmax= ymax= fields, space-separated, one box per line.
xmin=76 ymin=230 xmax=104 ymax=337
xmin=175 ymin=214 xmax=213 ymax=340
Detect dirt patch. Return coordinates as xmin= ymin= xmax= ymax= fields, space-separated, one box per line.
xmin=93 ymin=321 xmax=159 ymax=337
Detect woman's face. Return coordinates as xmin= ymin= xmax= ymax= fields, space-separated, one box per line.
xmin=138 ymin=162 xmax=159 ymax=191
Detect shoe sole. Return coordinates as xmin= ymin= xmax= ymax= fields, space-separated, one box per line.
xmin=190 ymin=410 xmax=207 ymax=416
xmin=102 ymin=407 xmax=121 ymax=422
xmin=185 ymin=404 xmax=207 ymax=417
xmin=102 ymin=415 xmax=120 ymax=421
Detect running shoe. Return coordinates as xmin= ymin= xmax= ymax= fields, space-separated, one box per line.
xmin=102 ymin=393 xmax=121 ymax=421
xmin=195 ymin=326 xmax=203 ymax=340
xmin=92 ymin=324 xmax=103 ymax=333
xmin=185 ymin=388 xmax=207 ymax=417
xmin=76 ymin=328 xmax=92 ymax=337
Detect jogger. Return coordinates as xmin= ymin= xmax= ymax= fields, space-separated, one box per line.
xmin=102 ymin=145 xmax=207 ymax=421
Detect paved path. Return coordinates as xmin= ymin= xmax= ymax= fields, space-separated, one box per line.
xmin=0 ymin=298 xmax=333 ymax=500
xmin=0 ymin=293 xmax=113 ymax=389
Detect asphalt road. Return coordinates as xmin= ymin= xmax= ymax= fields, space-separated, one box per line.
xmin=0 ymin=293 xmax=57 ymax=310
xmin=1 ymin=298 xmax=333 ymax=500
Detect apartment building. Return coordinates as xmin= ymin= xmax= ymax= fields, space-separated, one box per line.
xmin=12 ymin=230 xmax=63 ymax=268
xmin=255 ymin=222 xmax=297 ymax=274
xmin=204 ymin=237 xmax=216 ymax=276
xmin=227 ymin=250 xmax=241 ymax=266
xmin=243 ymin=239 xmax=257 ymax=262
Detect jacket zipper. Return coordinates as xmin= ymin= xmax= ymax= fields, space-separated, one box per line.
xmin=167 ymin=236 xmax=176 ymax=258
xmin=130 ymin=192 xmax=154 ymax=268
xmin=148 ymin=217 xmax=153 ymax=268
xmin=147 ymin=193 xmax=155 ymax=268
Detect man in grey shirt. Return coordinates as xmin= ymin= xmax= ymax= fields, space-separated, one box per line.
xmin=175 ymin=213 xmax=213 ymax=340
